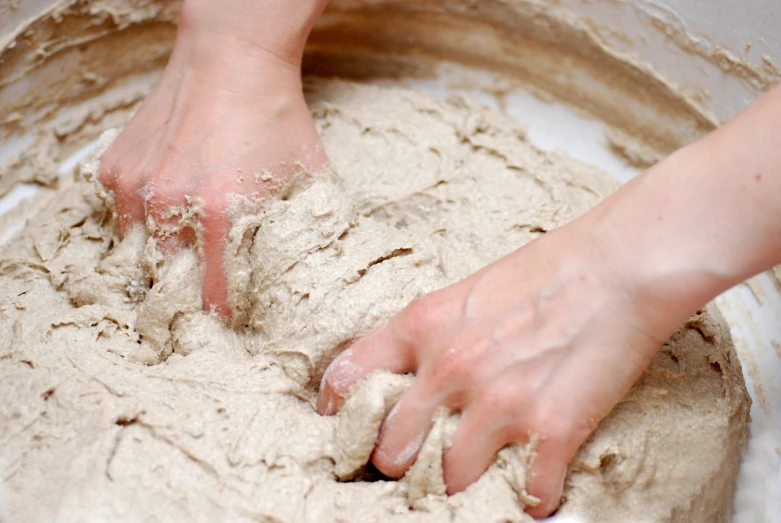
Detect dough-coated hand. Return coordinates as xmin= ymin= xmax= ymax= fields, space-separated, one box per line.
xmin=99 ymin=0 xmax=329 ymax=314
xmin=317 ymin=220 xmax=664 ymax=518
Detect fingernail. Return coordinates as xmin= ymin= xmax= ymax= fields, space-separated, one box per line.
xmin=395 ymin=430 xmax=426 ymax=466
xmin=323 ymin=349 xmax=362 ymax=392
xmin=316 ymin=366 xmax=340 ymax=416
xmin=315 ymin=380 xmax=329 ymax=414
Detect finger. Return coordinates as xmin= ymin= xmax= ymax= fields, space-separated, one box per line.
xmin=521 ymin=393 xmax=585 ymax=519
xmin=524 ymin=434 xmax=572 ymax=518
xmin=143 ymin=142 xmax=198 ymax=250
xmin=316 ymin=325 xmax=416 ymax=415
xmin=371 ymin=381 xmax=442 ymax=478
xmin=441 ymin=362 xmax=577 ymax=518
xmin=442 ymin=402 xmax=509 ymax=495
xmin=199 ymin=197 xmax=232 ymax=316
xmin=522 ymin=363 xmax=611 ymax=517
xmin=98 ymin=156 xmax=145 ymax=237
xmin=443 ymin=399 xmax=572 ymax=518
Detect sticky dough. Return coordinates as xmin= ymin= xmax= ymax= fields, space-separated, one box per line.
xmin=0 ymin=80 xmax=749 ymax=523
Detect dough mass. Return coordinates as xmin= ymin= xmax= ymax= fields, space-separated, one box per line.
xmin=0 ymin=80 xmax=749 ymax=522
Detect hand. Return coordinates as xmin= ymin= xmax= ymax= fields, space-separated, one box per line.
xmin=99 ymin=0 xmax=329 ymax=315
xmin=317 ymin=219 xmax=666 ymax=518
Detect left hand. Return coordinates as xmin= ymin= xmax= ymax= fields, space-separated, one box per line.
xmin=98 ymin=0 xmax=330 ymax=315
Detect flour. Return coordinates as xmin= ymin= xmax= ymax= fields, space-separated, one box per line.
xmin=0 ymin=80 xmax=750 ymax=523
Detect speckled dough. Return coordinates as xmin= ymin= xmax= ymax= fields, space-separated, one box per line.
xmin=0 ymin=80 xmax=749 ymax=523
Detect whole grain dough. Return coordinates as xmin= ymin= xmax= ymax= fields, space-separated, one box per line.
xmin=0 ymin=80 xmax=749 ymax=523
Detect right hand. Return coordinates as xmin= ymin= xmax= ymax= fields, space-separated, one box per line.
xmin=317 ymin=214 xmax=670 ymax=517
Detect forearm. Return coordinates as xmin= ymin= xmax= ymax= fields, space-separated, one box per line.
xmin=589 ymin=83 xmax=781 ymax=336
xmin=178 ymin=0 xmax=329 ymax=69
xmin=164 ymin=0 xmax=330 ymax=111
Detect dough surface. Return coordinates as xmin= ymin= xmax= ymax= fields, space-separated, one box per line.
xmin=0 ymin=80 xmax=750 ymax=523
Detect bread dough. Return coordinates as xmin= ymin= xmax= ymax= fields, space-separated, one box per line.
xmin=0 ymin=80 xmax=750 ymax=523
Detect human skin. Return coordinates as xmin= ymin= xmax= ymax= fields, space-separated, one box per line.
xmin=100 ymin=0 xmax=781 ymax=518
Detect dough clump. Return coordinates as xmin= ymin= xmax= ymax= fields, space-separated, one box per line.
xmin=0 ymin=80 xmax=749 ymax=523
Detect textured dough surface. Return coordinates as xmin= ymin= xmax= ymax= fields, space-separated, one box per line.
xmin=0 ymin=80 xmax=749 ymax=523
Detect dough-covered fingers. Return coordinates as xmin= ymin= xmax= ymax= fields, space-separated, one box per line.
xmin=199 ymin=194 xmax=232 ymax=315
xmin=368 ymin=318 xmax=494 ymax=478
xmin=144 ymin=169 xmax=194 ymax=249
xmin=97 ymin=72 xmax=179 ymax=237
xmin=523 ymin=437 xmax=573 ymax=518
xmin=371 ymin=381 xmax=441 ymax=478
xmin=441 ymin=402 xmax=510 ymax=494
xmin=441 ymin=377 xmax=584 ymax=517
xmin=440 ymin=363 xmax=539 ymax=493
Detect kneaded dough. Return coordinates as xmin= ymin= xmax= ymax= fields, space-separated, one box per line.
xmin=0 ymin=80 xmax=750 ymax=523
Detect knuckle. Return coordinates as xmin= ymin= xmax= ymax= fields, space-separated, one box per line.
xmin=99 ymin=160 xmax=132 ymax=197
xmin=526 ymin=400 xmax=572 ymax=446
xmin=97 ymin=161 xmax=115 ymax=189
xmin=480 ymin=381 xmax=521 ymax=419
xmin=396 ymin=300 xmax=431 ymax=340
xmin=199 ymin=193 xmax=228 ymax=222
xmin=114 ymin=174 xmax=137 ymax=197
xmin=193 ymin=183 xmax=230 ymax=223
xmin=143 ymin=155 xmax=191 ymax=210
xmin=430 ymin=341 xmax=483 ymax=387
xmin=145 ymin=177 xmax=185 ymax=214
xmin=113 ymin=176 xmax=140 ymax=205
xmin=396 ymin=294 xmax=448 ymax=341
xmin=98 ymin=147 xmax=122 ymax=188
